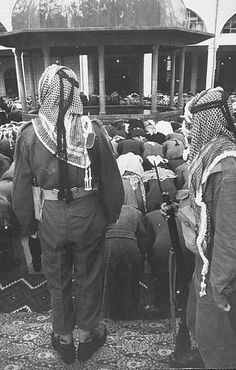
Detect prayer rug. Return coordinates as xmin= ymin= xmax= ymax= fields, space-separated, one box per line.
xmin=0 ymin=312 xmax=175 ymax=369
xmin=0 ymin=275 xmax=50 ymax=313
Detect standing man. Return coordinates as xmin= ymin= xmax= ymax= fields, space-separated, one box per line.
xmin=12 ymin=64 xmax=124 ymax=364
xmin=185 ymin=87 xmax=236 ymax=368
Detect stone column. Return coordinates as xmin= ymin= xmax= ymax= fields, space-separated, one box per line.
xmin=76 ymin=53 xmax=82 ymax=88
xmin=79 ymin=55 xmax=89 ymax=98
xmin=97 ymin=45 xmax=106 ymax=115
xmin=169 ymin=50 xmax=176 ymax=107
xmin=190 ymin=51 xmax=198 ymax=94
xmin=14 ymin=49 xmax=27 ymax=112
xmin=42 ymin=46 xmax=51 ymax=69
xmin=151 ymin=44 xmax=159 ymax=115
xmin=205 ymin=42 xmax=218 ymax=89
xmin=177 ymin=47 xmax=186 ymax=109
xmin=0 ymin=70 xmax=6 ymax=96
xmin=28 ymin=53 xmax=37 ymax=110
xmin=139 ymin=54 xmax=144 ymax=106
xmin=88 ymin=54 xmax=95 ymax=96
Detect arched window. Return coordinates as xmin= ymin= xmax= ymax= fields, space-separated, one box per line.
xmin=4 ymin=69 xmax=18 ymax=97
xmin=222 ymin=14 xmax=236 ymax=33
xmin=187 ymin=9 xmax=206 ymax=32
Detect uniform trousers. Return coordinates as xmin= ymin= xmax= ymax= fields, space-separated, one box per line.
xmin=187 ymin=256 xmax=236 ymax=368
xmin=38 ymin=193 xmax=106 ymax=335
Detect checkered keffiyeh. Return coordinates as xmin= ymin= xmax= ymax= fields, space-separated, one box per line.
xmin=187 ymin=87 xmax=236 ymax=296
xmin=32 ymin=64 xmax=94 ymax=202
xmin=187 ymin=87 xmax=236 ymax=162
xmin=32 ymin=64 xmax=91 ymax=169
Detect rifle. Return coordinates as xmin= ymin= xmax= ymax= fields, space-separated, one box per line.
xmin=153 ymin=162 xmax=191 ymax=359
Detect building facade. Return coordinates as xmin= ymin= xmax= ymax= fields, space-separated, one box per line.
xmin=0 ymin=0 xmax=236 ymax=105
xmin=184 ymin=0 xmax=236 ymax=93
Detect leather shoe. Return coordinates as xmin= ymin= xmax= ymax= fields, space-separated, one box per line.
xmin=51 ymin=332 xmax=76 ymax=364
xmin=77 ymin=323 xmax=107 ymax=362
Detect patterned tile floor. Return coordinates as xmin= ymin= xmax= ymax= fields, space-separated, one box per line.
xmin=0 ymin=312 xmax=176 ymax=370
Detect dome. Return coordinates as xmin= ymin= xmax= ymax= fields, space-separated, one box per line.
xmin=12 ymin=0 xmax=189 ymax=31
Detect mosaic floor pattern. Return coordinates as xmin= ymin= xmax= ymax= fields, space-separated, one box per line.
xmin=0 ymin=312 xmax=176 ymax=370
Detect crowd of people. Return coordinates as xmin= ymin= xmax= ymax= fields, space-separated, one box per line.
xmin=0 ymin=96 xmax=30 ymax=125
xmin=0 ymin=63 xmax=236 ymax=369
xmin=0 ymin=89 xmax=197 ymax=123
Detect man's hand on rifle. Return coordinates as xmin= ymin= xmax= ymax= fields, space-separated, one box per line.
xmin=160 ymin=202 xmax=179 ymax=221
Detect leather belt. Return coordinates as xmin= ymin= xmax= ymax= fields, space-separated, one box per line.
xmin=42 ymin=186 xmax=98 ymax=201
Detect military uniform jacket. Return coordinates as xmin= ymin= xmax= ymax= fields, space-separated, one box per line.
xmin=12 ymin=120 xmax=124 ymax=234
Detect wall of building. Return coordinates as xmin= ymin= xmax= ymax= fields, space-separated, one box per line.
xmin=1 ymin=1 xmax=236 ymax=100
xmin=184 ymin=0 xmax=236 ymax=37
xmin=183 ymin=0 xmax=236 ymax=91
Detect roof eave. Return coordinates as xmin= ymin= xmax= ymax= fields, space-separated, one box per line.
xmin=0 ymin=27 xmax=213 ymax=49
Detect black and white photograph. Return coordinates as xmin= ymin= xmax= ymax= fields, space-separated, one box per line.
xmin=0 ymin=1 xmax=236 ymax=369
